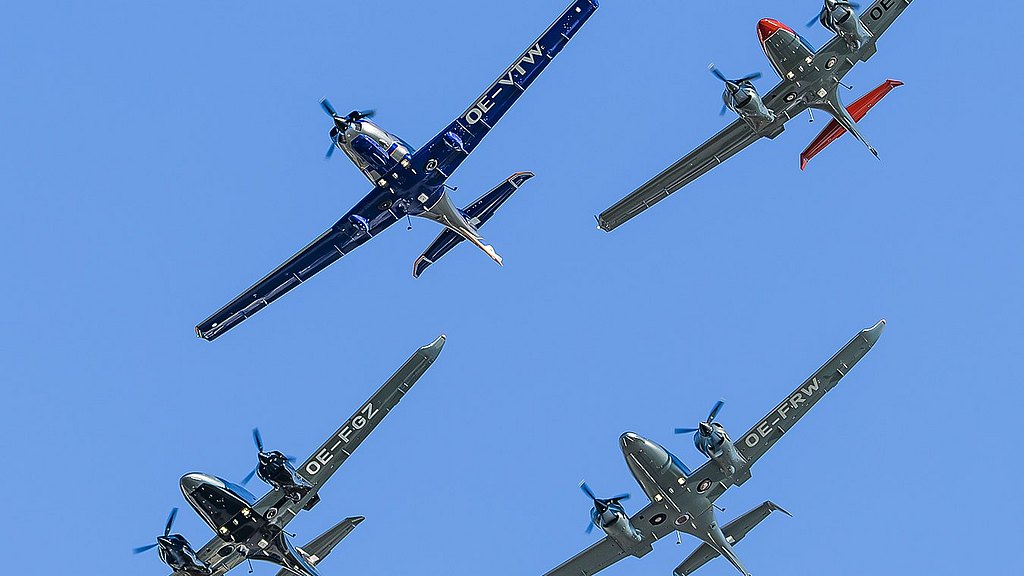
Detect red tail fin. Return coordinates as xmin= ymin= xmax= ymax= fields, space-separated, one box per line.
xmin=799 ymin=79 xmax=904 ymax=170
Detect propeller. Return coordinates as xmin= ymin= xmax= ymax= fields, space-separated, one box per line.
xmin=133 ymin=508 xmax=178 ymax=554
xmin=320 ymin=98 xmax=376 ymax=159
xmin=580 ymin=481 xmax=630 ymax=534
xmin=674 ymin=399 xmax=725 ymax=448
xmin=806 ymin=0 xmax=860 ymax=27
xmin=709 ymin=64 xmax=761 ymax=115
xmin=241 ymin=428 xmax=296 ymax=485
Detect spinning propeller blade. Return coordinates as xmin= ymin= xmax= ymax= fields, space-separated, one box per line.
xmin=320 ymin=98 xmax=337 ymax=118
xmin=133 ymin=543 xmax=159 ymax=554
xmin=707 ymin=399 xmax=725 ymax=423
xmin=241 ymin=467 xmax=258 ymax=485
xmin=134 ymin=507 xmax=178 ymax=554
xmin=676 ymin=400 xmax=726 ymax=440
xmin=579 ymin=480 xmax=630 ymax=532
xmin=249 ymin=426 xmax=262 ymax=453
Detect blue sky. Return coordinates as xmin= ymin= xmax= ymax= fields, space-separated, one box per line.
xmin=1 ymin=1 xmax=1019 ymax=575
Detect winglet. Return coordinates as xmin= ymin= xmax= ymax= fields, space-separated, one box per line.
xmin=765 ymin=501 xmax=793 ymax=517
xmin=418 ymin=334 xmax=446 ymax=362
xmin=861 ymin=319 xmax=886 ymax=347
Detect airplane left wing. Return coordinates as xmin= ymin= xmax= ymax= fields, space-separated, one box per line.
xmin=597 ymin=120 xmax=761 ymax=231
xmin=734 ymin=319 xmax=886 ymax=469
xmin=544 ymin=500 xmax=675 ymax=576
xmin=253 ymin=335 xmax=446 ymax=526
xmin=410 ymin=0 xmax=597 ymax=181
xmin=195 ymin=188 xmax=396 ymax=341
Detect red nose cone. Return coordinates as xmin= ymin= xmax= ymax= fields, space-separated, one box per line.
xmin=757 ymin=18 xmax=793 ymax=44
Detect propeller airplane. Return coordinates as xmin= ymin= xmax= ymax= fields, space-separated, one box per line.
xmin=597 ymin=0 xmax=913 ymax=232
xmin=196 ymin=0 xmax=599 ymax=341
xmin=543 ymin=320 xmax=885 ymax=576
xmin=133 ymin=336 xmax=445 ymax=576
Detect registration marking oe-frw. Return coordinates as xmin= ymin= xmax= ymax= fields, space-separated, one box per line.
xmin=743 ymin=378 xmax=822 ymax=449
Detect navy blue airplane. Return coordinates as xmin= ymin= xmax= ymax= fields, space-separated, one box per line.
xmin=196 ymin=0 xmax=599 ymax=341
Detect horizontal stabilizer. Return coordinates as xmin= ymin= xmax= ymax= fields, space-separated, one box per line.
xmin=273 ymin=516 xmax=364 ymax=576
xmin=800 ymin=79 xmax=903 ymax=170
xmin=413 ymin=172 xmax=533 ymax=278
xmin=673 ymin=501 xmax=790 ymax=576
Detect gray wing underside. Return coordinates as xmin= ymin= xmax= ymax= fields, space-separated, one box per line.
xmin=734 ymin=319 xmax=885 ymax=467
xmin=597 ymin=120 xmax=761 ymax=231
xmin=543 ymin=501 xmax=675 ymax=576
xmin=542 ymin=537 xmax=633 ymax=576
xmin=252 ymin=335 xmax=446 ymax=526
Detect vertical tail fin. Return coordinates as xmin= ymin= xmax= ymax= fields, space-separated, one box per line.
xmin=812 ymin=85 xmax=879 ymax=162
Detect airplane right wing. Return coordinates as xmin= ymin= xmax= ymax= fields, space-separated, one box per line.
xmin=252 ymin=335 xmax=446 ymax=526
xmin=410 ymin=0 xmax=598 ymax=183
xmin=734 ymin=320 xmax=886 ymax=468
xmin=596 ymin=119 xmax=761 ymax=232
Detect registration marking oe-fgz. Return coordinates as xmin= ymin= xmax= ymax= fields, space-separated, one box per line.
xmin=304 ymin=402 xmax=380 ymax=476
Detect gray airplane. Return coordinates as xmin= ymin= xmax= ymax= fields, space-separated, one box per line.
xmin=543 ymin=320 xmax=885 ymax=576
xmin=598 ymin=0 xmax=913 ymax=232
xmin=133 ymin=336 xmax=445 ymax=576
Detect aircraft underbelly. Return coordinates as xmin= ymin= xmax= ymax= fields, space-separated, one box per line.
xmin=763 ymin=32 xmax=814 ymax=79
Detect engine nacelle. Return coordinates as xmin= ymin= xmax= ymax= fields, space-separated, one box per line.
xmin=696 ymin=423 xmax=749 ymax=480
xmin=334 ymin=120 xmax=414 ymax=186
xmin=723 ymin=82 xmax=776 ymax=132
xmin=597 ymin=509 xmax=644 ymax=548
xmin=158 ymin=534 xmax=211 ymax=575
xmin=820 ymin=1 xmax=872 ymax=51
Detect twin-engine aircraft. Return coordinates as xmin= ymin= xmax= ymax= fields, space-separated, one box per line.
xmin=598 ymin=0 xmax=913 ymax=231
xmin=133 ymin=336 xmax=445 ymax=576
xmin=544 ymin=320 xmax=885 ymax=576
xmin=195 ymin=0 xmax=599 ymax=341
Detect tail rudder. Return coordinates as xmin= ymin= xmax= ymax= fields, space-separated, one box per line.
xmin=413 ymin=172 xmax=533 ymax=278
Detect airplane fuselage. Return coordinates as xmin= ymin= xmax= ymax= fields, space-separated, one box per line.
xmin=618 ymin=432 xmax=752 ymax=575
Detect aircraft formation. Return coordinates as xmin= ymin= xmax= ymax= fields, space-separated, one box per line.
xmin=139 ymin=1 xmax=912 ymax=576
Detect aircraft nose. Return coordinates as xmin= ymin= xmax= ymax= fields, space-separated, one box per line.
xmin=620 ymin=431 xmax=642 ymax=449
xmin=179 ymin=473 xmax=208 ymax=494
xmin=757 ymin=18 xmax=792 ymax=44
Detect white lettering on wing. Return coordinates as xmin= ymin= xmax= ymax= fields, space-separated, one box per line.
xmin=465 ymin=43 xmax=545 ymax=125
xmin=303 ymin=401 xmax=382 ymax=476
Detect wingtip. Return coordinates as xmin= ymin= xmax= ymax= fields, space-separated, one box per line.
xmin=421 ymin=334 xmax=447 ymax=357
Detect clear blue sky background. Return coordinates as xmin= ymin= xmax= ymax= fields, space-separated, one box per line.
xmin=1 ymin=1 xmax=1018 ymax=574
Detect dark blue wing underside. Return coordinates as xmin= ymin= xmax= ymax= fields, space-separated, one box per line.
xmin=411 ymin=0 xmax=598 ymax=181
xmin=195 ymin=195 xmax=396 ymax=340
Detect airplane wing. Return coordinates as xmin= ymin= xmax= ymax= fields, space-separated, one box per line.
xmin=195 ymin=188 xmax=397 ymax=341
xmin=543 ymin=500 xmax=675 ymax=576
xmin=252 ymin=335 xmax=446 ymax=527
xmin=735 ymin=319 xmax=885 ymax=468
xmin=409 ymin=0 xmax=597 ymax=182
xmin=597 ymin=119 xmax=761 ymax=231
